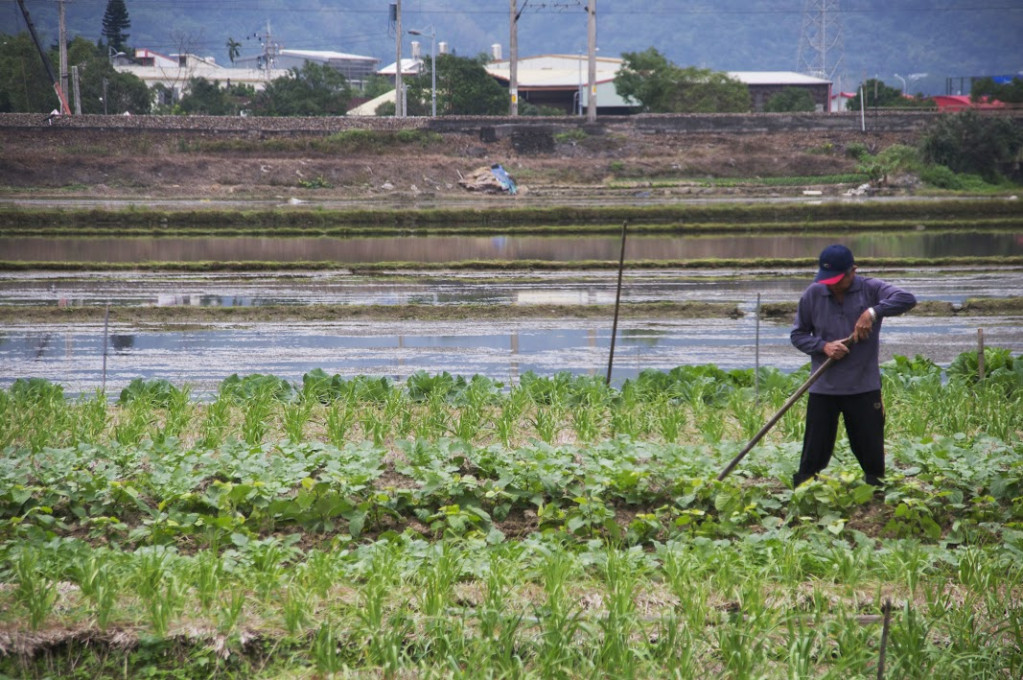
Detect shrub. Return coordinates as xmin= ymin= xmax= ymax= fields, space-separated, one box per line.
xmin=921 ymin=111 xmax=1023 ymax=181
xmin=844 ymin=142 xmax=869 ymax=160
xmin=764 ymin=87 xmax=816 ymax=112
xmin=919 ymin=165 xmax=963 ymax=190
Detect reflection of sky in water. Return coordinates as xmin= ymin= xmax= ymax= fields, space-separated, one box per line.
xmin=2 ymin=316 xmax=1020 ymax=398
xmin=2 ymin=231 xmax=1023 ymax=266
xmin=1 ymin=269 xmax=1020 ymax=308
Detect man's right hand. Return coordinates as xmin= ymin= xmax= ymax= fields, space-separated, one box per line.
xmin=823 ymin=340 xmax=850 ymax=359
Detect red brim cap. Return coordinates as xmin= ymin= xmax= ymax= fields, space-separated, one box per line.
xmin=816 ymin=271 xmax=845 ymax=285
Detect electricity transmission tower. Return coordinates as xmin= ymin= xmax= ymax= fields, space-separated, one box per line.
xmin=796 ymin=0 xmax=844 ymax=82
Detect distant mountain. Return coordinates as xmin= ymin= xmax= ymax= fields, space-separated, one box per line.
xmin=4 ymin=0 xmax=1020 ymax=97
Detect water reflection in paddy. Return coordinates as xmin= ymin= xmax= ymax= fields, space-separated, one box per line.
xmin=3 ymin=230 xmax=1022 ymax=264
xmin=1 ymin=268 xmax=1020 ymax=309
xmin=3 ymin=315 xmax=1021 ymax=398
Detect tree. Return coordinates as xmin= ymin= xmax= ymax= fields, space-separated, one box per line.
xmin=226 ymin=38 xmax=241 ymax=65
xmin=361 ymin=74 xmax=392 ymax=99
xmin=177 ymin=78 xmax=235 ymax=115
xmin=971 ymin=76 xmax=1023 ymax=104
xmin=66 ymin=37 xmax=149 ymax=114
xmin=102 ymin=0 xmax=131 ymax=53
xmin=921 ymin=110 xmax=1023 ymax=181
xmin=844 ymin=78 xmax=933 ymax=111
xmin=0 ymin=34 xmax=147 ymax=113
xmin=0 ymin=32 xmax=53 ymax=112
xmin=405 ymin=53 xmax=507 ymax=116
xmin=614 ymin=48 xmax=749 ymax=113
xmin=764 ymin=87 xmax=816 ymax=112
xmin=252 ymin=61 xmax=351 ymax=116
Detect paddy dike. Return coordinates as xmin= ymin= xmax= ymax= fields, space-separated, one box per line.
xmin=0 ymin=111 xmax=929 ymax=204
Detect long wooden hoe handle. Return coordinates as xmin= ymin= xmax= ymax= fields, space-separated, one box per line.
xmin=716 ymin=333 xmax=856 ymax=481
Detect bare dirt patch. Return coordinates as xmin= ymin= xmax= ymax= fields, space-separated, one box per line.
xmin=0 ymin=124 xmax=916 ymax=203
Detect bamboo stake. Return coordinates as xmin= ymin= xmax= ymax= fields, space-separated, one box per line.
xmin=605 ymin=219 xmax=628 ymax=386
xmin=978 ymin=328 xmax=985 ymax=381
xmin=877 ymin=599 xmax=893 ymax=679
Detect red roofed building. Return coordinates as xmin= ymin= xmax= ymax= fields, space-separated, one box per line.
xmin=930 ymin=95 xmax=1005 ymax=111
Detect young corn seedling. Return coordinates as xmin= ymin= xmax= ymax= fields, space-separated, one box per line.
xmin=114 ymin=396 xmax=156 ymax=446
xmin=282 ymin=399 xmax=313 ymax=442
xmin=311 ymin=620 xmax=344 ymax=673
xmin=14 ymin=548 xmax=58 ymax=631
xmin=193 ymin=550 xmax=222 ymax=612
xmin=217 ymin=588 xmax=247 ymax=633
xmin=531 ymin=403 xmax=564 ymax=444
xmin=70 ymin=389 xmax=109 ymax=446
xmin=597 ymin=549 xmax=643 ymax=673
xmin=158 ymin=384 xmax=193 ymax=443
xmin=70 ymin=553 xmax=118 ymax=629
xmin=324 ymin=401 xmax=355 ymax=447
xmin=241 ymin=386 xmax=277 ymax=445
xmin=198 ymin=394 xmax=232 ymax=449
xmin=280 ymin=580 xmax=313 ymax=636
xmin=654 ymin=396 xmax=686 ymax=443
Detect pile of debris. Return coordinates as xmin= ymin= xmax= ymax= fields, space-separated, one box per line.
xmin=458 ymin=164 xmax=520 ymax=195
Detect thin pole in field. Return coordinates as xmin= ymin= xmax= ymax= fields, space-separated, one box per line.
xmin=877 ymin=598 xmax=893 ymax=679
xmin=606 ymin=219 xmax=628 ymax=386
xmin=755 ymin=293 xmax=761 ymax=405
xmin=977 ymin=328 xmax=985 ymax=381
xmin=102 ymin=305 xmax=109 ymax=394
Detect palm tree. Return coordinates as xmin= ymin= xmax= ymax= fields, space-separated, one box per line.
xmin=226 ymin=38 xmax=241 ymax=65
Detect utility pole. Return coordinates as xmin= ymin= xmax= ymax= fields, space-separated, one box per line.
xmin=259 ymin=20 xmax=280 ymax=81
xmin=393 ymin=0 xmax=403 ymax=117
xmin=586 ymin=0 xmax=596 ymax=122
xmin=15 ymin=0 xmax=71 ymax=113
xmin=509 ymin=0 xmax=519 ymax=116
xmin=58 ymin=0 xmax=69 ymax=107
xmin=71 ymin=64 xmax=81 ymax=114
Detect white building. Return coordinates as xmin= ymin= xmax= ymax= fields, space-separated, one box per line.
xmin=115 ymin=48 xmax=288 ymax=104
xmin=234 ymin=49 xmax=379 ymax=90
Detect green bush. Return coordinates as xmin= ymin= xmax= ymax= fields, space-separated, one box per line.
xmin=844 ymin=142 xmax=869 ymax=160
xmin=922 ymin=111 xmax=1023 ymax=181
xmin=919 ymin=164 xmax=963 ymax=190
xmin=764 ymin=87 xmax=816 ymax=112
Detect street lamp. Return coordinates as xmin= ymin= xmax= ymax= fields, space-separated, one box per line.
xmin=408 ymin=27 xmax=436 ymax=117
xmin=893 ymin=73 xmax=907 ymax=94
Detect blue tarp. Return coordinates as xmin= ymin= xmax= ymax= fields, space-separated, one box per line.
xmin=490 ymin=164 xmax=517 ymax=195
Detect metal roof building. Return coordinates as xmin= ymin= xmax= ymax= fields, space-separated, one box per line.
xmin=485 ymin=54 xmax=636 ymax=115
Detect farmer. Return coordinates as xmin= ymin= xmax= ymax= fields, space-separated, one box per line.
xmin=790 ymin=244 xmax=917 ymax=488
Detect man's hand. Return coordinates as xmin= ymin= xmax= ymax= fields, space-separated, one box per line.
xmin=853 ymin=308 xmax=875 ymax=342
xmin=823 ymin=340 xmax=850 ymax=359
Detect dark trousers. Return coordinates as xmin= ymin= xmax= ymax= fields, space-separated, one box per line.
xmin=795 ymin=390 xmax=885 ymax=484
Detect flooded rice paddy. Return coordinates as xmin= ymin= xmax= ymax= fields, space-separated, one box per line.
xmin=2 ymin=227 xmax=1022 ymax=396
xmin=3 ymin=230 xmax=1023 ymax=264
xmin=2 ymin=267 xmax=1021 ymax=398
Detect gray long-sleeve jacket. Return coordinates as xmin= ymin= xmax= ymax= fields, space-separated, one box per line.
xmin=790 ymin=276 xmax=917 ymax=395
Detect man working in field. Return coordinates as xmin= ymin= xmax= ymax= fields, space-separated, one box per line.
xmin=790 ymin=244 xmax=917 ymax=488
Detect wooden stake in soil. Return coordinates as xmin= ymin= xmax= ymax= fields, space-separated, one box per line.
xmin=102 ymin=305 xmax=110 ymax=393
xmin=606 ymin=219 xmax=628 ymax=386
xmin=978 ymin=328 xmax=985 ymax=381
xmin=877 ymin=598 xmax=893 ymax=679
xmin=755 ymin=293 xmax=761 ymax=405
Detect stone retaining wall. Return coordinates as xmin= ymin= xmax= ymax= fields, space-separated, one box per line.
xmin=1 ymin=110 xmax=1019 ymax=138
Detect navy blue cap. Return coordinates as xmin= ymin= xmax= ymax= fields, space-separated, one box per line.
xmin=815 ymin=244 xmax=854 ymax=284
